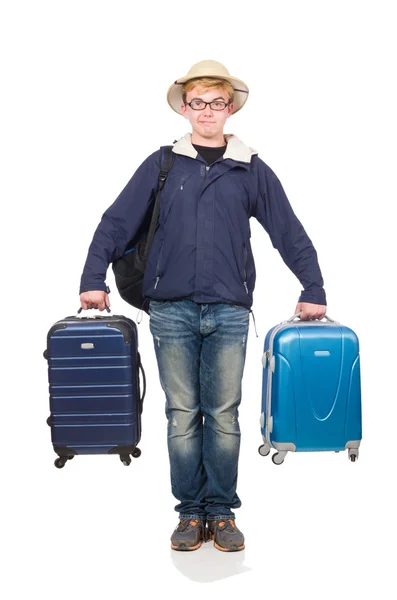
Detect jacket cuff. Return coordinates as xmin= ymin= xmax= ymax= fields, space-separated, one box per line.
xmin=79 ymin=283 xmax=110 ymax=294
xmin=298 ymin=287 xmax=326 ymax=305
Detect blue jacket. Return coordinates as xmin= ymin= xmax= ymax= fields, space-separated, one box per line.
xmin=80 ymin=133 xmax=326 ymax=308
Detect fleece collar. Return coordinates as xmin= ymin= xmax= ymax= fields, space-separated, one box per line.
xmin=172 ymin=133 xmax=258 ymax=164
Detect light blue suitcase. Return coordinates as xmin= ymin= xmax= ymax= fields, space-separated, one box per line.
xmin=259 ymin=313 xmax=362 ymax=464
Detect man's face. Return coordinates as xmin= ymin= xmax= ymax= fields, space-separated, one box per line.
xmin=181 ymin=85 xmax=233 ymax=141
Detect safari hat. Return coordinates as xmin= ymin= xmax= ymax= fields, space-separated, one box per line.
xmin=167 ymin=60 xmax=249 ymax=115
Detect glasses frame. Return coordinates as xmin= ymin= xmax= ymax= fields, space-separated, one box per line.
xmin=184 ymin=99 xmax=231 ymax=111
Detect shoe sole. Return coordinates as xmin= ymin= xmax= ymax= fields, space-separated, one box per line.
xmin=171 ymin=541 xmax=202 ymax=551
xmin=209 ymin=532 xmax=245 ymax=552
xmin=214 ymin=541 xmax=245 ymax=552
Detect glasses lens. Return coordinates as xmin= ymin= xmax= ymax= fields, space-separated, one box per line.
xmin=190 ymin=100 xmax=206 ymax=110
xmin=210 ymin=101 xmax=227 ymax=110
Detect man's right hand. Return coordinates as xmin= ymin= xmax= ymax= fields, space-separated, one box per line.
xmin=80 ymin=291 xmax=110 ymax=311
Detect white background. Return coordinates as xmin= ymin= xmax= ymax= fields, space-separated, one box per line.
xmin=1 ymin=1 xmax=396 ymax=598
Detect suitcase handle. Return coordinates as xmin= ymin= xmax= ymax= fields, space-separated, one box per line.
xmin=287 ymin=312 xmax=338 ymax=323
xmin=77 ymin=306 xmax=112 ymax=317
xmin=138 ymin=353 xmax=146 ymax=409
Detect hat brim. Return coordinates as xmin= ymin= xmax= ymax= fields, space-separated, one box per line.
xmin=167 ymin=74 xmax=249 ymax=115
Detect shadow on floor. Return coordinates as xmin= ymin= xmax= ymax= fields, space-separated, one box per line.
xmin=170 ymin=539 xmax=251 ymax=583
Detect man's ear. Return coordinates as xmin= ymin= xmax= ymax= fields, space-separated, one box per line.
xmin=227 ymin=103 xmax=234 ymax=117
xmin=181 ymin=104 xmax=187 ymax=118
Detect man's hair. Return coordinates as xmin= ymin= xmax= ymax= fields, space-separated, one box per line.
xmin=182 ymin=78 xmax=235 ymax=104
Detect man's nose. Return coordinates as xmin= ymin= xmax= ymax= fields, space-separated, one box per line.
xmin=203 ymin=103 xmax=214 ymax=116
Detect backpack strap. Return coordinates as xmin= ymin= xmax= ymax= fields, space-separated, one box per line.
xmin=143 ymin=146 xmax=175 ymax=260
xmin=158 ymin=145 xmax=175 ymax=190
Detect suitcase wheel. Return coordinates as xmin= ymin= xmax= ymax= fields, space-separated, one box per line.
xmin=348 ymin=448 xmax=359 ymax=462
xmin=54 ymin=455 xmax=74 ymax=469
xmin=258 ymin=444 xmax=270 ymax=457
xmin=120 ymin=448 xmax=141 ymax=465
xmin=271 ymin=452 xmax=285 ymax=465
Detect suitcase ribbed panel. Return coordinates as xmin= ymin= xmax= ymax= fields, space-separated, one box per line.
xmin=47 ymin=317 xmax=140 ymax=454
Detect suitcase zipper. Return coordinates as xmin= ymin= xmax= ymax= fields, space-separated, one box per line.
xmin=265 ymin=322 xmax=288 ymax=444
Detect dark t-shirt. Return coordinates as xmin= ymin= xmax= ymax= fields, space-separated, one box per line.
xmin=193 ymin=143 xmax=227 ymax=165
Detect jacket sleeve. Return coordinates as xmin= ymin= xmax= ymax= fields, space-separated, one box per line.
xmin=253 ymin=158 xmax=326 ymax=305
xmin=79 ymin=151 xmax=160 ymax=294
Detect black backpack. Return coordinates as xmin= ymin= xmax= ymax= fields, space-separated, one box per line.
xmin=112 ymin=146 xmax=175 ymax=313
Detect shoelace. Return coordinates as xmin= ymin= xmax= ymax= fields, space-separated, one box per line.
xmin=176 ymin=519 xmax=200 ymax=532
xmin=214 ymin=519 xmax=237 ymax=533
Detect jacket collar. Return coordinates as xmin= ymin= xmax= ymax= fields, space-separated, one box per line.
xmin=172 ymin=132 xmax=258 ymax=165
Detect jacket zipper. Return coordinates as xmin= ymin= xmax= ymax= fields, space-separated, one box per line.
xmin=206 ymin=161 xmax=248 ymax=294
xmin=154 ymin=166 xmax=206 ymax=291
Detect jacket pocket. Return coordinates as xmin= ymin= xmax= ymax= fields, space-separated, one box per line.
xmin=156 ymin=241 xmax=164 ymax=277
xmin=242 ymin=244 xmax=249 ymax=294
xmin=160 ymin=173 xmax=193 ymax=225
xmin=154 ymin=241 xmax=164 ymax=289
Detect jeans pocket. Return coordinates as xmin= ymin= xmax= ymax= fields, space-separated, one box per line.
xmin=232 ymin=304 xmax=249 ymax=310
xmin=149 ymin=300 xmax=171 ymax=309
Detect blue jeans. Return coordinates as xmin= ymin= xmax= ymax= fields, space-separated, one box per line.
xmin=149 ymin=299 xmax=250 ymax=521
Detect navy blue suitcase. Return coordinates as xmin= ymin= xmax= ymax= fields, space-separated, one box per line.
xmin=44 ymin=309 xmax=146 ymax=468
xmin=258 ymin=313 xmax=362 ymax=465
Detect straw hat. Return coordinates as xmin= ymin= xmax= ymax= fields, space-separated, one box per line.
xmin=167 ymin=60 xmax=249 ymax=115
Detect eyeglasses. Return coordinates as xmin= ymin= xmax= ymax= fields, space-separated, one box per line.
xmin=185 ymin=99 xmax=230 ymax=111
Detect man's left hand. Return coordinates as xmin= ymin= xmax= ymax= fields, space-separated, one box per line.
xmin=294 ymin=302 xmax=327 ymax=321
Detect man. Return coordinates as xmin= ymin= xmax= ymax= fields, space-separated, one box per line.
xmin=79 ymin=60 xmax=327 ymax=552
